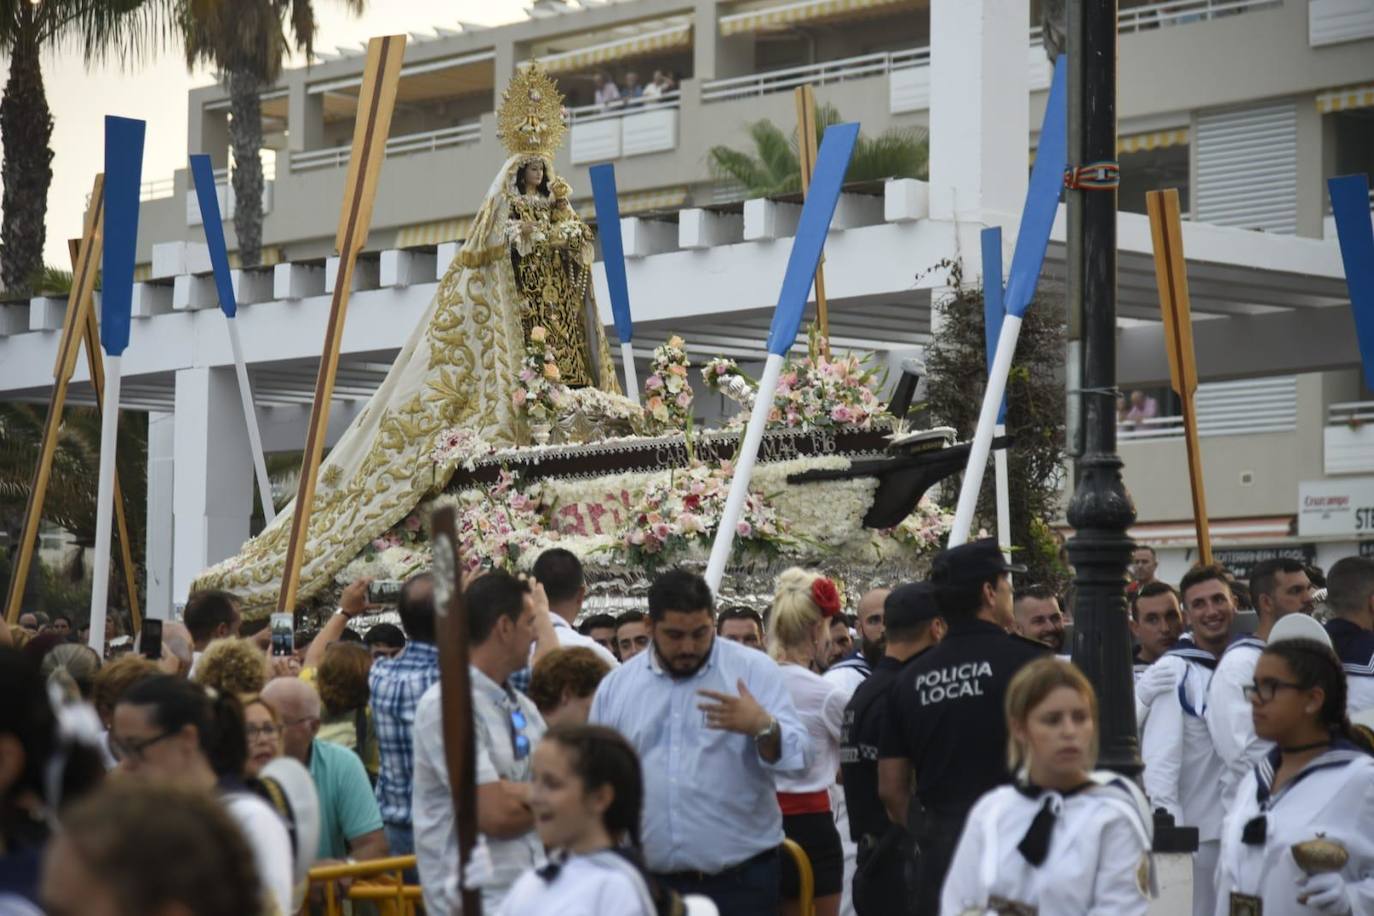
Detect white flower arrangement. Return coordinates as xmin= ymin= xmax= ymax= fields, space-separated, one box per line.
xmin=514 ymin=326 xmax=569 ymax=422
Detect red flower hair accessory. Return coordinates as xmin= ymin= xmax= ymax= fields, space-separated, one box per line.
xmin=811 ymin=577 xmax=841 ymax=618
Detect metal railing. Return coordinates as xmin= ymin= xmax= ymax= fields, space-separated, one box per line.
xmin=704 ymin=0 xmax=1274 ymax=103
xmin=702 ymin=48 xmax=928 ymax=102
xmin=291 ymin=121 xmax=483 ymax=172
xmin=566 ymin=89 xmax=682 ymax=124
xmin=1117 ymin=0 xmax=1282 ymax=32
xmin=1119 ymin=377 xmax=1299 ymax=441
xmin=137 ymin=156 xmax=277 ymax=203
xmin=1328 ymin=401 xmax=1374 ymax=427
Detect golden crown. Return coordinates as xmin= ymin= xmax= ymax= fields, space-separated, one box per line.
xmin=498 ymin=63 xmax=567 ymax=158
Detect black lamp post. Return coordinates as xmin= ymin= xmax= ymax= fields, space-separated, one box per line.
xmin=1062 ymin=0 xmax=1143 ymax=777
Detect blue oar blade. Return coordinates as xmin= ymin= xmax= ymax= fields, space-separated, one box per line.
xmin=1004 ymin=54 xmax=1068 ymax=318
xmin=766 ymin=121 xmax=861 ymax=355
xmin=101 ymin=116 xmax=146 ymax=357
xmin=590 ymin=163 xmax=633 ymax=344
xmin=190 ymin=154 xmax=239 ymax=318
xmin=981 ymin=226 xmax=1008 ymax=425
xmin=1329 ymin=174 xmax=1374 ymax=390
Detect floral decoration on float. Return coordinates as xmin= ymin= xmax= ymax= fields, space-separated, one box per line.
xmin=337 ymin=329 xmax=955 ymax=605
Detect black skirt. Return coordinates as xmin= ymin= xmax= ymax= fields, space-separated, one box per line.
xmin=781 ymin=810 xmax=845 ymax=899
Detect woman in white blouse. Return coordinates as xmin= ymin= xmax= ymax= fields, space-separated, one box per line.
xmin=941 ymin=657 xmax=1154 ymax=915
xmin=1215 ymin=638 xmax=1374 ymax=915
xmin=499 ymin=724 xmax=671 ymax=916
xmin=767 ymin=567 xmax=849 ymax=916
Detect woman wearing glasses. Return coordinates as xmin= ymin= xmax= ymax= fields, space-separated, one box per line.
xmin=243 ymin=695 xmax=284 ymax=778
xmin=1215 ymin=639 xmax=1374 ymax=915
xmin=112 ymin=675 xmax=294 ymax=916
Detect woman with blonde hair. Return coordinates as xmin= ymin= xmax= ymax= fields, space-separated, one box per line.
xmin=941 ymin=657 xmax=1153 ymax=915
xmin=192 ymin=637 xmax=268 ymax=697
xmin=768 ymin=567 xmax=848 ymax=916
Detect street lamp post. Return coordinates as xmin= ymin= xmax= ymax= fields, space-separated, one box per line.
xmin=1063 ymin=0 xmax=1142 ymax=776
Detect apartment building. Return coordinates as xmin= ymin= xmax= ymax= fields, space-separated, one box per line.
xmin=2 ymin=0 xmax=1373 ymax=605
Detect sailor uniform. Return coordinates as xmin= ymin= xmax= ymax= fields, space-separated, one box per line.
xmin=1136 ymin=638 xmax=1224 ymax=916
xmin=940 ymin=772 xmax=1154 ymax=916
xmin=498 ymin=849 xmax=658 ymax=916
xmin=1207 ymin=636 xmax=1272 ymax=812
xmin=1215 ymin=741 xmax=1374 ymax=916
xmin=1326 ymin=618 xmax=1374 ymax=717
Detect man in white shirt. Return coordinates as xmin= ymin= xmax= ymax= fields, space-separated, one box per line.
xmin=1136 ymin=577 xmax=1232 ymax=916
xmin=1206 ymin=558 xmax=1315 ymax=810
xmin=593 ymin=71 xmax=620 ymax=108
xmin=413 ymin=571 xmax=548 ymax=915
xmin=1324 ymin=556 xmax=1374 ymax=716
xmin=511 ymin=549 xmax=618 ymax=694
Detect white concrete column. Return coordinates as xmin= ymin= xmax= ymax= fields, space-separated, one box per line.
xmin=172 ymin=367 xmax=253 ymax=603
xmin=928 ymin=0 xmax=1030 ymax=230
xmin=145 ymin=412 xmax=176 ymax=619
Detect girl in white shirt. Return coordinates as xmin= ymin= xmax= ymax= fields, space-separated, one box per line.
xmin=1215 ymin=638 xmax=1374 ymax=916
xmin=499 ymin=723 xmax=670 ymax=916
xmin=767 ymin=568 xmax=848 ymax=916
xmin=942 ymin=657 xmax=1154 ymax=916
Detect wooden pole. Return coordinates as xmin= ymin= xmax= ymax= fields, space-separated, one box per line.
xmin=1146 ymin=188 xmax=1212 ymax=565
xmin=430 ymin=507 xmax=481 ymax=916
xmin=793 ymin=84 xmax=830 ymax=350
xmin=65 ymin=239 xmax=143 ymax=631
xmin=277 ymin=35 xmax=406 ymax=613
xmin=4 ymin=175 xmax=104 ymax=624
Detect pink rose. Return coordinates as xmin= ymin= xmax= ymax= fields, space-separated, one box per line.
xmin=831 ymin=405 xmax=854 ymax=423
xmin=512 ymin=389 xmax=528 ymax=407
xmin=404 ymin=514 xmax=422 ymax=532
xmin=652 ymin=522 xmax=672 ymax=540
xmin=736 ymin=520 xmax=753 ymax=538
xmin=645 ymin=375 xmax=664 ymax=391
xmin=676 ymin=391 xmax=692 ymax=409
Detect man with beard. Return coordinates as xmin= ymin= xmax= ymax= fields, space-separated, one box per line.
xmin=590 ymin=567 xmax=809 ymax=916
xmin=826 ymin=588 xmax=890 ymax=695
xmin=1011 ymin=584 xmax=1066 ymax=653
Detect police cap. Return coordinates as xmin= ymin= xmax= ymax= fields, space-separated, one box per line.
xmin=930 ymin=538 xmax=1027 ymax=588
xmin=884 ymin=582 xmax=941 ymax=629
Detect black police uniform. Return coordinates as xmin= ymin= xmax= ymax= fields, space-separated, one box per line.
xmin=878 ymin=616 xmax=1048 ymax=914
xmin=841 ymin=649 xmax=929 ymax=916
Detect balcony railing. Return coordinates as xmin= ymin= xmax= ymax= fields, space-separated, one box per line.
xmin=1119 ymin=376 xmax=1299 ymax=441
xmin=1325 ymin=401 xmax=1374 ymax=474
xmin=565 ymin=90 xmax=681 ymax=124
xmin=702 ymin=49 xmax=925 ymax=102
xmin=291 ymin=122 xmax=483 ymax=173
xmin=1117 ymin=0 xmax=1281 ymax=32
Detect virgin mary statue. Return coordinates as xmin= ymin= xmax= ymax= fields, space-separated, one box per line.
xmin=196 ymin=64 xmax=621 ymax=613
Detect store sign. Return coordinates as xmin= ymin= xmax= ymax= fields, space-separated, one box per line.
xmin=1299 ymin=477 xmax=1374 ymax=537
xmin=1209 ymin=544 xmax=1316 ymax=581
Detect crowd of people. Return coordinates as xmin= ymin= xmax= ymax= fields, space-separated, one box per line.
xmin=590 ymin=69 xmax=678 ymax=108
xmin=5 ymin=538 xmax=1374 ymax=915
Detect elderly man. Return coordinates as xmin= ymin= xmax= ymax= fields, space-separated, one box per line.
xmin=591 ymin=568 xmax=808 ymax=916
xmin=261 ymin=677 xmax=387 ymax=863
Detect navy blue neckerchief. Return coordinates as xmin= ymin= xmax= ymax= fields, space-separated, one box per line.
xmin=1241 ymin=739 xmax=1366 ymax=845
xmin=1165 ymin=636 xmax=1220 ymax=717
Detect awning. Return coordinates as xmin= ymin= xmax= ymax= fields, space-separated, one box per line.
xmin=1122 ymin=516 xmax=1295 ymax=547
xmin=578 ymin=185 xmax=689 ymax=217
xmin=395 ymin=217 xmax=475 ymax=249
xmin=1317 ymin=83 xmax=1374 ymax=114
xmin=1118 ymin=127 xmax=1189 ymax=155
xmin=534 ymin=22 xmax=692 ymax=75
xmin=720 ymin=0 xmax=912 ymax=36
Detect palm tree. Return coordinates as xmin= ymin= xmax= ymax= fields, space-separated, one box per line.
xmin=178 ymin=0 xmax=363 ymax=267
xmin=0 ymin=0 xmax=169 ymax=294
xmin=708 ymin=102 xmax=929 ymax=199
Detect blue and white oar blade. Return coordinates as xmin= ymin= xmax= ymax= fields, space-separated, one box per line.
xmin=1003 ymin=54 xmax=1067 ymax=318
xmin=981 ymin=226 xmax=1008 ymax=425
xmin=590 ymin=163 xmax=633 ymax=344
xmin=765 ymin=121 xmax=860 ymax=356
xmin=1329 ymin=174 xmax=1374 ymax=389
xmin=101 ymin=116 xmax=146 ymax=357
xmin=190 ymin=153 xmax=239 ymax=318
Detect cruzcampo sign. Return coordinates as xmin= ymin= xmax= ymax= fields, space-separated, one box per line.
xmin=1299 ymin=477 xmax=1374 ymax=538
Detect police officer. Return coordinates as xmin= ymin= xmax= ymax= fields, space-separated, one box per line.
xmin=876 ymin=539 xmax=1049 ymax=914
xmin=840 ymin=582 xmax=945 ymax=916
